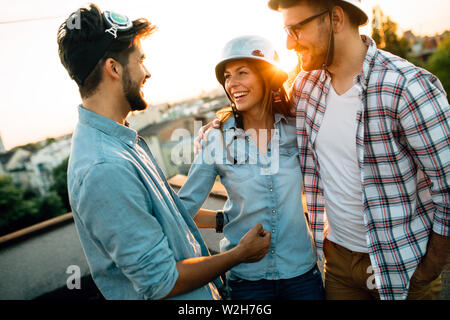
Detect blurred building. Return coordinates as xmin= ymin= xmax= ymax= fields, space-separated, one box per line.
xmin=0 ymin=148 xmax=33 ymax=189
xmin=407 ymin=30 xmax=450 ymax=63
xmin=0 ymin=134 xmax=71 ymax=195
xmin=0 ymin=131 xmax=5 ymax=153
xmin=137 ymin=92 xmax=228 ymax=178
xmin=27 ymin=134 xmax=72 ymax=195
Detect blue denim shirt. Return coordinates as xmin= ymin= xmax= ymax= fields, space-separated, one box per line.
xmin=179 ymin=114 xmax=317 ymax=281
xmin=67 ymin=105 xmax=221 ymax=300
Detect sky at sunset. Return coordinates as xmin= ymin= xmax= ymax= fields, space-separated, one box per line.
xmin=0 ymin=0 xmax=449 ymax=150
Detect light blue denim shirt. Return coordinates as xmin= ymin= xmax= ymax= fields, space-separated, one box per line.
xmin=67 ymin=105 xmax=221 ymax=300
xmin=179 ymin=113 xmax=317 ymax=281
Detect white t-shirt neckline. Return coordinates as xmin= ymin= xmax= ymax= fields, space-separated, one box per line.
xmin=315 ymin=83 xmax=368 ymax=253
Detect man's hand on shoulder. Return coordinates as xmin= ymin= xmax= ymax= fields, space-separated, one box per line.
xmin=194 ymin=118 xmax=221 ymax=155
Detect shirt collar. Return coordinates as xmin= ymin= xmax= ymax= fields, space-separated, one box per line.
xmin=274 ymin=112 xmax=288 ymax=125
xmin=222 ymin=112 xmax=288 ymax=133
xmin=356 ymin=35 xmax=378 ymax=91
xmin=319 ymin=35 xmax=378 ymax=91
xmin=78 ymin=105 xmax=138 ymax=148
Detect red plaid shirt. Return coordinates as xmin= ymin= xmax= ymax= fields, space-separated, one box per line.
xmin=291 ymin=36 xmax=449 ymax=300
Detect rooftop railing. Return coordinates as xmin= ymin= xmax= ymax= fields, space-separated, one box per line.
xmin=0 ymin=175 xmax=448 ymax=300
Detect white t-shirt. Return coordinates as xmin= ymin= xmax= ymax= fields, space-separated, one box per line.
xmin=315 ymin=84 xmax=368 ymax=253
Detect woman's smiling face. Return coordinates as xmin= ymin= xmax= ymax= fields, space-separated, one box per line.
xmin=224 ymin=60 xmax=265 ymax=114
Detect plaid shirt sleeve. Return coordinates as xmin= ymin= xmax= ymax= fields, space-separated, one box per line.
xmin=290 ymin=70 xmax=328 ymax=251
xmin=398 ymin=69 xmax=450 ymax=236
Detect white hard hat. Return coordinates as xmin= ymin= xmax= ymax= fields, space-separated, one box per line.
xmin=337 ymin=0 xmax=368 ymax=26
xmin=215 ymin=35 xmax=287 ymax=87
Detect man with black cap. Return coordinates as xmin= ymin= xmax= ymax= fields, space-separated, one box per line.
xmin=57 ymin=4 xmax=270 ymax=300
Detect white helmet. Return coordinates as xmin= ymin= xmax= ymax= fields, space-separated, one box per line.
xmin=215 ymin=35 xmax=287 ymax=88
xmin=337 ymin=0 xmax=368 ymax=26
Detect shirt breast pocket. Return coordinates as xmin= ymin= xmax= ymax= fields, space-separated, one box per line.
xmin=221 ymin=163 xmax=254 ymax=183
xmin=278 ymin=147 xmax=301 ymax=170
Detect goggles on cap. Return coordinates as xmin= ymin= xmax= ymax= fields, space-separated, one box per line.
xmin=103 ymin=11 xmax=133 ymax=38
xmin=70 ymin=10 xmax=134 ymax=85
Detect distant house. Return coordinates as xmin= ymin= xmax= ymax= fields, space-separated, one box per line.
xmin=28 ymin=134 xmax=72 ymax=195
xmin=137 ymin=94 xmax=228 ymax=178
xmin=406 ymin=29 xmax=450 ymax=63
xmin=0 ymin=148 xmax=34 ymax=190
xmin=0 ymin=134 xmax=72 ymax=195
xmin=138 ymin=116 xmax=198 ymax=178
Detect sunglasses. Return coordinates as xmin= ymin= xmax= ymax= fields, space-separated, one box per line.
xmin=284 ymin=9 xmax=330 ymax=40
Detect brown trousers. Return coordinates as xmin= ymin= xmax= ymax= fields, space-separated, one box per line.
xmin=323 ymin=237 xmax=441 ymax=300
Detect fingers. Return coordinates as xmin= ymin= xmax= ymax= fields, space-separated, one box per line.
xmin=261 ymin=230 xmax=271 ymax=241
xmin=248 ymin=224 xmax=270 ymax=241
xmin=194 ymin=136 xmax=202 ymax=155
xmin=194 ymin=127 xmax=207 ymax=155
xmin=212 ymin=118 xmax=221 ymax=128
xmin=247 ymin=243 xmax=270 ymax=262
xmin=252 ymin=223 xmax=263 ymax=234
xmin=252 ymin=224 xmax=270 ymax=239
xmin=237 ymin=224 xmax=271 ymax=263
xmin=194 ymin=122 xmax=217 ymax=155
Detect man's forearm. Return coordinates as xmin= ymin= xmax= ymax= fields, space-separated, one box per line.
xmin=162 ymin=224 xmax=270 ymax=299
xmin=162 ymin=246 xmax=242 ymax=299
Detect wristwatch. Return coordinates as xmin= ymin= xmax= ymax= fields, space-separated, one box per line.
xmin=216 ymin=210 xmax=224 ymax=233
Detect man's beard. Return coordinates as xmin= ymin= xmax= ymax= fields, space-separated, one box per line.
xmin=295 ymin=44 xmax=329 ymax=72
xmin=122 ymin=69 xmax=148 ymax=111
xmin=295 ymin=25 xmax=332 ymax=71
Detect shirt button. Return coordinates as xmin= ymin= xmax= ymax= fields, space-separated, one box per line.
xmin=269 ymin=188 xmax=273 ymax=192
xmin=271 ymin=250 xmax=275 ymax=254
xmin=272 ymin=209 xmax=276 ymax=214
xmin=272 ymin=229 xmax=276 ymax=233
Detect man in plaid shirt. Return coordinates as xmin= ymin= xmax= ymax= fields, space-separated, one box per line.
xmin=268 ymin=0 xmax=449 ymax=300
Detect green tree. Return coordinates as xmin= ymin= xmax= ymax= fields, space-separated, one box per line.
xmin=50 ymin=157 xmax=71 ymax=213
xmin=36 ymin=192 xmax=65 ymax=221
xmin=426 ymin=37 xmax=450 ymax=96
xmin=0 ymin=175 xmax=67 ymax=236
xmin=0 ymin=176 xmax=38 ymax=235
xmin=372 ymin=16 xmax=410 ymax=59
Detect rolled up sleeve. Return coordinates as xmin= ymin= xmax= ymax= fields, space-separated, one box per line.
xmin=76 ymin=161 xmax=178 ymax=299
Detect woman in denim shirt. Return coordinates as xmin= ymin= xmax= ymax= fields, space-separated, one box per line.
xmin=178 ymin=36 xmax=324 ymax=300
